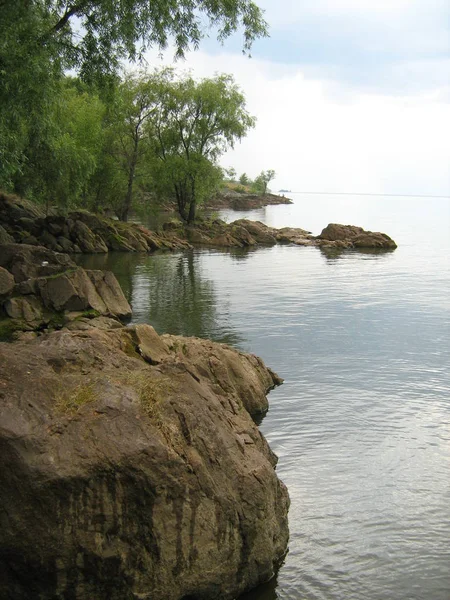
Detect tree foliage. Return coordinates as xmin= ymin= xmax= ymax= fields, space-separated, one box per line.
xmin=147 ymin=69 xmax=255 ymax=223
xmin=0 ymin=0 xmax=267 ymax=202
xmin=252 ymin=169 xmax=275 ymax=194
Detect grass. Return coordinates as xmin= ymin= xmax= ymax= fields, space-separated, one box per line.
xmin=55 ymin=381 xmax=97 ymax=414
xmin=44 ymin=268 xmax=78 ymax=280
xmin=122 ymin=371 xmax=176 ymax=416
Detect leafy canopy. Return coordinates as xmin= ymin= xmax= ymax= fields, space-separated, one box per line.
xmin=39 ymin=0 xmax=268 ymax=73
xmin=147 ymin=68 xmax=256 ymax=222
xmin=0 ymin=0 xmax=267 ymax=197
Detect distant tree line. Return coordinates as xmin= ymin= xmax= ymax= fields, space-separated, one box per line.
xmin=225 ymin=169 xmax=276 ymax=195
xmin=0 ymin=0 xmax=267 ymax=223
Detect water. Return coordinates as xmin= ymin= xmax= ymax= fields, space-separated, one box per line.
xmin=76 ymin=194 xmax=450 ymax=600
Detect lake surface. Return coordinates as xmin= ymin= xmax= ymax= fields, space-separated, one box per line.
xmin=77 ymin=194 xmax=450 ymax=600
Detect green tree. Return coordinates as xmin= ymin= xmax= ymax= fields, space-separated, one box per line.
xmin=147 ymin=70 xmax=255 ymax=223
xmin=41 ymin=0 xmax=268 ymax=72
xmin=225 ymin=167 xmax=237 ymax=181
xmin=252 ymin=169 xmax=276 ymax=195
xmin=1 ymin=0 xmax=267 ymax=203
xmin=105 ymin=74 xmax=159 ymax=221
xmin=51 ymin=81 xmax=106 ymax=209
xmin=239 ymin=173 xmax=250 ymax=186
xmin=0 ymin=2 xmax=61 ymax=193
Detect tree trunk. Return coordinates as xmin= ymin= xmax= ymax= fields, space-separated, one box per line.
xmin=187 ymin=199 xmax=196 ymax=224
xmin=120 ymin=141 xmax=138 ymax=222
xmin=186 ymin=176 xmax=196 ymax=224
xmin=175 ymin=183 xmax=188 ymax=222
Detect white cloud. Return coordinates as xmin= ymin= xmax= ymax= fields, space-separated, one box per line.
xmin=142 ymin=47 xmax=450 ymax=196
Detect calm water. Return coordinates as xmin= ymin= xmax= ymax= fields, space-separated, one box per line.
xmin=77 ymin=194 xmax=450 ymax=600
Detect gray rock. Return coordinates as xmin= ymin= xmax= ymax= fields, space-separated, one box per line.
xmin=57 ymin=236 xmax=74 ymax=252
xmin=0 ymin=243 xmax=76 ymax=282
xmin=0 ymin=266 xmax=14 ymax=297
xmin=0 ymin=225 xmax=13 ymax=244
xmin=132 ymin=323 xmax=170 ymax=364
xmin=3 ymin=296 xmax=44 ymax=324
xmin=37 ymin=267 xmax=103 ymax=312
xmin=39 ymin=230 xmax=58 ymax=249
xmin=86 ymin=270 xmax=132 ymax=320
xmin=69 ymin=220 xmax=108 ymax=253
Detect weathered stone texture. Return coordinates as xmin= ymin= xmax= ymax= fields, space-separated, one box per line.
xmin=0 ymin=325 xmax=289 ymax=600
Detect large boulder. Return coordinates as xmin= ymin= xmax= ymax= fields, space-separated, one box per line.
xmin=317 ymin=223 xmax=397 ymax=249
xmin=0 ymin=325 xmax=289 ymax=600
xmin=68 ymin=220 xmax=109 ymax=253
xmin=232 ymin=220 xmax=278 ymax=245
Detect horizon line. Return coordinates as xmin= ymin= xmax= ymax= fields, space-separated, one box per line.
xmin=277 ymin=191 xmax=450 ymax=199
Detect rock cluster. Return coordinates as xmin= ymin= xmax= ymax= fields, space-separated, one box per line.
xmin=0 ymin=323 xmax=289 ymax=600
xmin=167 ymin=218 xmax=316 ymax=248
xmin=0 ymin=192 xmax=190 ymax=254
xmin=317 ymin=223 xmax=397 ymax=250
xmin=0 ymin=243 xmax=131 ymax=338
xmin=207 ymin=191 xmax=293 ymax=210
xmin=1 ymin=192 xmax=398 ymax=253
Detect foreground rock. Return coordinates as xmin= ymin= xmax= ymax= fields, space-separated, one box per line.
xmin=0 ymin=244 xmax=131 ymax=338
xmin=317 ymin=223 xmax=397 ymax=249
xmin=0 ymin=324 xmax=289 ymax=600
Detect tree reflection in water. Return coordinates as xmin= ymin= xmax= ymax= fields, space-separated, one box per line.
xmin=75 ymin=249 xmax=245 ymax=345
xmin=130 ymin=250 xmax=244 ymax=346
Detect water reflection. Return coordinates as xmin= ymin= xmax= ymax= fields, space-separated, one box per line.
xmin=238 ymin=572 xmax=280 ymax=600
xmin=318 ymin=246 xmax=397 ymax=261
xmin=76 ymin=250 xmax=244 ymax=346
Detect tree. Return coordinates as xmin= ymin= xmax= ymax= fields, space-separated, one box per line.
xmin=41 ymin=0 xmax=268 ymax=72
xmin=225 ymin=167 xmax=237 ymax=181
xmin=147 ymin=70 xmax=256 ymax=223
xmin=107 ymin=75 xmax=159 ymax=221
xmin=252 ymin=169 xmax=276 ymax=195
xmin=1 ymin=0 xmax=267 ymax=201
xmin=239 ymin=173 xmax=250 ymax=185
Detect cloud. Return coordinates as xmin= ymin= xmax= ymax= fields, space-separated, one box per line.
xmin=141 ymin=0 xmax=450 ymax=197
xmin=142 ymin=45 xmax=450 ymax=196
xmin=200 ymin=0 xmax=450 ymax=94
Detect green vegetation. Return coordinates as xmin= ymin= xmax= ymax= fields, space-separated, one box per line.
xmin=122 ymin=371 xmax=176 ymax=416
xmin=1 ymin=0 xmax=267 ymax=224
xmin=252 ymin=169 xmax=276 ymax=195
xmin=223 ymin=169 xmax=277 ymax=195
xmin=55 ymin=381 xmax=97 ymax=414
xmin=0 ymin=319 xmax=25 ymax=342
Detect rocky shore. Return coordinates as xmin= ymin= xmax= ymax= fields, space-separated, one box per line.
xmin=0 ymin=189 xmax=399 ymax=598
xmin=0 ymin=241 xmax=289 ymax=599
xmin=0 ymin=191 xmax=397 ymax=255
xmin=206 ymin=191 xmax=293 ymax=211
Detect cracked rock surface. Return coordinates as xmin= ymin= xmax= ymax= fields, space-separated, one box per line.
xmin=0 ymin=324 xmax=289 ymax=600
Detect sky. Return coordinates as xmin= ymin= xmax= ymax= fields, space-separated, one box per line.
xmin=144 ymin=0 xmax=450 ymax=196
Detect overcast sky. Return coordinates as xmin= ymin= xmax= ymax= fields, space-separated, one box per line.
xmin=145 ymin=0 xmax=450 ymax=196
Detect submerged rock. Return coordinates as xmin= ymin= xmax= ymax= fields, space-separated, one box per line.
xmin=0 ymin=324 xmax=289 ymax=600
